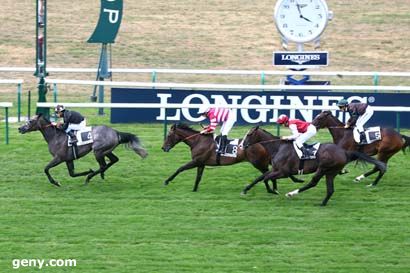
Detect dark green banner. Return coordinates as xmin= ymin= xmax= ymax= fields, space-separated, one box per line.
xmin=88 ymin=0 xmax=123 ymax=43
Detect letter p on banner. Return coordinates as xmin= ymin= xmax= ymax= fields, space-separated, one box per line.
xmin=88 ymin=0 xmax=123 ymax=43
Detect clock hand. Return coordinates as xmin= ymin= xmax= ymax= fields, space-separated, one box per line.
xmin=296 ymin=3 xmax=302 ymax=16
xmin=300 ymin=15 xmax=312 ymax=23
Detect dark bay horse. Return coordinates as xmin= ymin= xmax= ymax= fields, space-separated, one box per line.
xmin=242 ymin=127 xmax=386 ymax=206
xmin=18 ymin=114 xmax=148 ymax=186
xmin=161 ymin=123 xmax=303 ymax=193
xmin=312 ymin=110 xmax=410 ymax=186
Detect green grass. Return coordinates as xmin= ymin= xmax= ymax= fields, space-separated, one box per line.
xmin=0 ymin=120 xmax=409 ymax=272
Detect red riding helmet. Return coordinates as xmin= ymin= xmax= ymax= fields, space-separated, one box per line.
xmin=276 ymin=114 xmax=289 ymax=124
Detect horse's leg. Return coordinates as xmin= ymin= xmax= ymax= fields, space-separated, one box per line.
xmin=192 ymin=165 xmax=205 ymax=192
xmin=242 ymin=170 xmax=279 ymax=195
xmin=320 ymin=173 xmax=337 ymax=206
xmin=164 ymin=161 xmax=199 ymax=186
xmin=44 ymin=157 xmax=64 ymax=187
xmin=253 ymin=165 xmax=275 ymax=194
xmin=289 ymin=175 xmax=304 ymax=183
xmin=355 ymin=155 xmax=389 ymax=186
xmin=66 ymin=161 xmax=93 ymax=177
xmin=85 ymin=152 xmax=110 ymax=184
xmin=286 ymin=170 xmax=325 ymax=198
xmin=100 ymin=152 xmax=119 ymax=180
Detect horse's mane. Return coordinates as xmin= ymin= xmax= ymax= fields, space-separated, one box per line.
xmin=324 ymin=111 xmax=344 ymax=126
xmin=255 ymin=126 xmax=280 ymax=139
xmin=174 ymin=123 xmax=200 ymax=133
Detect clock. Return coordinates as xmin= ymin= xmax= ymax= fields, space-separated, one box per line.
xmin=274 ymin=0 xmax=332 ymax=45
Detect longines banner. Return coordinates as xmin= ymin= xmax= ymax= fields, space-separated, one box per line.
xmin=111 ymin=88 xmax=410 ymax=127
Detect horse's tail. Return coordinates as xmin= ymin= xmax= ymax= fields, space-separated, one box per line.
xmin=117 ymin=131 xmax=148 ymax=159
xmin=346 ymin=151 xmax=386 ymax=173
xmin=401 ymin=134 xmax=410 ymax=154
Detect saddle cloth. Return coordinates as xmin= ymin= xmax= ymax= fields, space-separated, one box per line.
xmin=293 ymin=142 xmax=321 ymax=160
xmin=68 ymin=127 xmax=93 ymax=147
xmin=214 ymin=136 xmax=239 ymax=158
xmin=353 ymin=127 xmax=382 ymax=144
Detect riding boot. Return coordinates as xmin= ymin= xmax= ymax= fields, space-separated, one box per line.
xmin=218 ymin=135 xmax=228 ymax=154
xmin=359 ymin=131 xmax=366 ymax=145
xmin=67 ymin=131 xmax=78 ymax=145
xmin=300 ymin=146 xmax=310 ymax=160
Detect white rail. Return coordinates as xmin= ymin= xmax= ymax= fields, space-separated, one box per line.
xmin=0 ymin=79 xmax=24 ymax=84
xmin=0 ymin=102 xmax=13 ymax=108
xmin=36 ymin=102 xmax=410 ymax=112
xmin=44 ymin=79 xmax=410 ymax=92
xmin=2 ymin=67 xmax=410 ymax=77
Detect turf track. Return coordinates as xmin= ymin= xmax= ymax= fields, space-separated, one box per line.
xmin=0 ymin=121 xmax=409 ymax=272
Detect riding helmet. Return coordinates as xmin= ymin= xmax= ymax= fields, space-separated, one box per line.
xmin=55 ymin=104 xmax=65 ymax=113
xmin=276 ymin=114 xmax=289 ymax=124
xmin=337 ymin=99 xmax=348 ymax=107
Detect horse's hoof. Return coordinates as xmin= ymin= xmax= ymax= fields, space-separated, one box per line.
xmin=240 ymin=191 xmax=247 ymax=196
xmin=366 ymin=183 xmax=375 ymax=188
xmin=51 ymin=181 xmax=61 ymax=187
xmin=164 ymin=181 xmax=169 ymax=186
xmin=273 ymin=190 xmax=279 ymax=195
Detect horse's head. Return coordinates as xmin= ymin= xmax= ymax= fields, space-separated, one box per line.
xmin=18 ymin=114 xmax=47 ymax=134
xmin=312 ymin=110 xmax=341 ymax=129
xmin=161 ymin=123 xmax=199 ymax=152
xmin=242 ymin=126 xmax=261 ymax=149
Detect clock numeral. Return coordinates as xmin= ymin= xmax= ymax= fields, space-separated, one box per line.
xmin=315 ymin=24 xmax=319 ymax=28
xmin=315 ymin=5 xmax=320 ymax=9
xmin=318 ymin=14 xmax=323 ymax=19
xmin=283 ymin=4 xmax=290 ymax=9
xmin=283 ymin=23 xmax=288 ymax=28
xmin=280 ymin=14 xmax=285 ymax=19
xmin=298 ymin=33 xmax=303 ymax=37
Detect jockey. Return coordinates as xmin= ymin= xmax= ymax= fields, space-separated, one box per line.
xmin=197 ymin=104 xmax=235 ymax=154
xmin=55 ymin=104 xmax=86 ymax=144
xmin=337 ymin=99 xmax=374 ymax=144
xmin=276 ymin=114 xmax=317 ymax=159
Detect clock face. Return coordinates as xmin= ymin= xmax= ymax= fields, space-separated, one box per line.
xmin=274 ymin=0 xmax=329 ymax=43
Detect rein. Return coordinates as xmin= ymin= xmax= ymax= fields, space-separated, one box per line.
xmin=181 ymin=132 xmax=202 ymax=141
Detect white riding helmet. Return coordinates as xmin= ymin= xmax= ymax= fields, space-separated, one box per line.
xmin=197 ymin=104 xmax=210 ymax=115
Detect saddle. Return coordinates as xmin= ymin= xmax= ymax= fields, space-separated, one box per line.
xmin=293 ymin=142 xmax=320 ymax=160
xmin=353 ymin=127 xmax=381 ymax=145
xmin=67 ymin=127 xmax=94 ymax=147
xmin=214 ymin=136 xmax=239 ymax=158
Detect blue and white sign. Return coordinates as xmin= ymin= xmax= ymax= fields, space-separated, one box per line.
xmin=273 ymin=51 xmax=329 ymax=66
xmin=111 ymin=88 xmax=410 ymax=128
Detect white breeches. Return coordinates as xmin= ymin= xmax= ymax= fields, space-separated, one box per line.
xmin=65 ymin=119 xmax=87 ymax=133
xmin=220 ymin=115 xmax=235 ymax=136
xmin=294 ymin=124 xmax=317 ymax=148
xmin=355 ymin=106 xmax=374 ymax=132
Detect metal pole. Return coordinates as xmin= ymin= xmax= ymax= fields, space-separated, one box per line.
xmin=163 ymin=108 xmax=168 ymax=140
xmin=396 ymin=112 xmax=400 ymax=133
xmin=17 ymin=83 xmax=22 ymax=122
xmin=28 ymin=90 xmax=31 ymax=119
xmin=5 ymin=107 xmax=9 ymax=144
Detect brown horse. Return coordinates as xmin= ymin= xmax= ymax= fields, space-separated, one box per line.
xmin=241 ymin=127 xmax=386 ymax=206
xmin=312 ymin=110 xmax=410 ymax=186
xmin=161 ymin=123 xmax=303 ymax=193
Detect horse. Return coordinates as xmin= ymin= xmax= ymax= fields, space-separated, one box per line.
xmin=312 ymin=110 xmax=410 ymax=186
xmin=18 ymin=114 xmax=148 ymax=186
xmin=161 ymin=123 xmax=303 ymax=193
xmin=241 ymin=127 xmax=387 ymax=206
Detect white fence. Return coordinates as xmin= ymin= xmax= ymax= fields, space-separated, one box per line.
xmin=0 ymin=102 xmax=13 ymax=144
xmin=44 ymin=78 xmax=410 ymax=92
xmin=2 ymin=67 xmax=410 ymax=78
xmin=0 ymin=79 xmax=24 ymax=122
